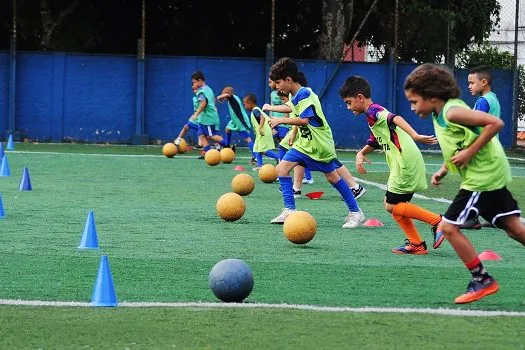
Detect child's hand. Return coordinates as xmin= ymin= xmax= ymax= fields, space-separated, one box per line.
xmin=288 ymin=138 xmax=294 ymax=146
xmin=269 ymin=118 xmax=281 ymax=128
xmin=262 ymin=103 xmax=272 ymax=112
xmin=272 ymin=128 xmax=277 ymax=135
xmin=451 ymin=149 xmax=474 ymax=169
xmin=431 ymin=169 xmax=448 ymax=186
xmin=414 ymin=134 xmax=438 ymax=145
xmin=356 ymin=153 xmax=372 ymax=174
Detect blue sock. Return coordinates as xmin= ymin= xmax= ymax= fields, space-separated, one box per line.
xmin=219 ymin=138 xmax=227 ymax=147
xmin=225 ymin=133 xmax=232 ymax=146
xmin=304 ymin=168 xmax=312 ymax=180
xmin=256 ymin=153 xmax=263 ymax=167
xmin=247 ymin=141 xmax=255 ymax=158
xmin=279 ymin=146 xmax=287 ymax=161
xmin=204 ymin=145 xmax=211 ymax=152
xmin=264 ymin=150 xmax=280 ymax=160
xmin=333 ymin=178 xmax=359 ymax=212
xmin=279 ymin=176 xmax=295 ymax=209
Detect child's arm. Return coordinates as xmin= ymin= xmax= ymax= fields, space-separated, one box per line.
xmin=288 ymin=126 xmax=298 ymax=146
xmin=447 ymin=108 xmax=504 ymax=168
xmin=258 ymin=115 xmax=267 ymax=136
xmin=262 ymin=103 xmax=292 ymax=114
xmin=269 ymin=116 xmax=308 ymax=128
xmin=216 ymin=93 xmax=231 ymax=103
xmin=392 ymin=115 xmax=437 ymax=145
xmin=355 ymin=145 xmax=375 ymax=175
xmin=191 ymin=100 xmax=207 ymax=120
xmin=431 ymin=163 xmax=448 ymax=186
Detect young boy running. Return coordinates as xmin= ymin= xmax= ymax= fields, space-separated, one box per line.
xmin=267 ymin=57 xmax=364 ymax=227
xmin=242 ymin=93 xmax=280 ymax=168
xmin=340 ymin=76 xmax=444 ymax=254
xmin=404 ymin=63 xmax=525 ymax=303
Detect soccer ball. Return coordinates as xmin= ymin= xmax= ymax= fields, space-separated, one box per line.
xmin=231 ymin=173 xmax=255 ymax=196
xmin=283 ymin=211 xmax=317 ymax=244
xmin=220 ymin=148 xmax=236 ymax=163
xmin=208 ymin=258 xmax=254 ymax=302
xmin=258 ymin=164 xmax=278 ymax=183
xmin=205 ymin=149 xmax=222 ymax=166
xmin=162 ymin=143 xmax=177 ymax=158
xmin=216 ymin=192 xmax=246 ymax=221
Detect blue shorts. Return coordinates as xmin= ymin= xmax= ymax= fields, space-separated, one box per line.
xmin=198 ymin=124 xmax=220 ymax=137
xmin=275 ymin=126 xmax=289 ymax=139
xmin=283 ymin=148 xmax=337 ymax=173
xmin=235 ymin=130 xmax=251 ymax=139
xmin=334 ymin=159 xmax=343 ymax=169
xmin=186 ymin=122 xmax=198 ymax=131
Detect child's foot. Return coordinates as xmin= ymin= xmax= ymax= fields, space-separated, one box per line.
xmin=174 ymin=137 xmax=181 ymax=146
xmin=270 ymin=208 xmax=296 ymax=224
xmin=352 ymin=185 xmax=367 ymax=199
xmin=392 ymin=240 xmax=428 ymax=255
xmin=460 ymin=217 xmax=482 ymax=230
xmin=302 ymin=178 xmax=314 ymax=184
xmin=454 ymin=277 xmax=499 ymax=304
xmin=432 ymin=223 xmax=445 ymax=249
xmin=277 ymin=187 xmax=301 ymax=198
xmin=252 ymin=166 xmax=261 ymax=171
xmin=250 ymin=157 xmax=257 ymax=165
xmin=342 ymin=210 xmax=365 ymax=228
xmin=231 ymin=144 xmax=236 ymax=153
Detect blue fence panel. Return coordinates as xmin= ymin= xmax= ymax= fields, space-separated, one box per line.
xmin=0 ymin=52 xmax=516 ymax=147
xmin=62 ymin=54 xmax=136 ymax=143
xmin=0 ymin=53 xmax=8 ymax=136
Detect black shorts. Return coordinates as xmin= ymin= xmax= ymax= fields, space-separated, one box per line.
xmin=385 ymin=191 xmax=414 ymax=205
xmin=443 ymin=187 xmax=521 ymax=228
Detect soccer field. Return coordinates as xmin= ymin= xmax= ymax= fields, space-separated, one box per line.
xmin=1 ymin=143 xmax=525 ymax=349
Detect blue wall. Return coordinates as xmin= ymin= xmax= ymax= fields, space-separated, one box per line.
xmin=0 ymin=52 xmax=515 ymax=147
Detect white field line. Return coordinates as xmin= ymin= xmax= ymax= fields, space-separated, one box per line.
xmin=1 ymin=299 xmax=525 ymax=317
xmin=8 ymin=150 xmax=525 ymax=171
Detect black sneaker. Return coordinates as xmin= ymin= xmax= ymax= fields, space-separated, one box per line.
xmin=460 ymin=217 xmax=482 ymax=230
xmin=352 ymin=185 xmax=367 ymax=199
xmin=251 ymin=156 xmax=257 ymax=165
xmin=231 ymin=144 xmax=236 ymax=153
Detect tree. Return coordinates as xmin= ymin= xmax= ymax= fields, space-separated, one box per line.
xmin=348 ymin=0 xmax=501 ymax=63
xmin=318 ymin=0 xmax=354 ymax=60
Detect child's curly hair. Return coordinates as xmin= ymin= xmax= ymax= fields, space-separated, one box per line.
xmin=404 ymin=63 xmax=460 ymax=100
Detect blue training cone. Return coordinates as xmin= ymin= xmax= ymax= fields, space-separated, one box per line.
xmin=0 ymin=143 xmax=4 ymax=159
xmin=78 ymin=210 xmax=99 ymax=249
xmin=19 ymin=167 xmax=32 ymax=191
xmin=0 ymin=193 xmax=5 ymax=219
xmin=6 ymin=134 xmax=14 ymax=150
xmin=91 ymin=255 xmax=118 ymax=307
xmin=0 ymin=156 xmax=10 ymax=177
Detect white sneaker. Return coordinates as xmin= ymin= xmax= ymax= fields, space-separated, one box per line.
xmin=271 ymin=208 xmax=296 ymax=224
xmin=302 ymin=178 xmax=314 ymax=184
xmin=342 ymin=210 xmax=365 ymax=228
xmin=174 ymin=137 xmax=181 ymax=146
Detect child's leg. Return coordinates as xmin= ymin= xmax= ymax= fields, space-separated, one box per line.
xmin=389 ymin=200 xmax=441 ymax=226
xmin=271 ymin=160 xmax=299 ymax=224
xmin=278 ymin=146 xmax=287 ymax=161
xmin=177 ymin=124 xmax=189 ymax=140
xmin=335 ymin=163 xmax=358 ymax=188
xmin=264 ymin=150 xmax=280 ymax=161
xmin=294 ymin=166 xmax=305 ymax=191
xmin=497 ymin=215 xmax=525 ymax=245
xmin=224 ymin=128 xmax=232 ymax=146
xmin=255 ymin=153 xmax=264 ymax=167
xmin=304 ymin=167 xmax=312 ymax=180
xmin=324 ymin=171 xmax=360 ymax=213
xmin=244 ymin=136 xmax=256 ymax=159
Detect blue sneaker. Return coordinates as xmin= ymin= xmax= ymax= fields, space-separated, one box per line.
xmin=432 ymin=224 xmax=445 ymax=249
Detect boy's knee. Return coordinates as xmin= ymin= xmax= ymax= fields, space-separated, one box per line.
xmin=324 ymin=172 xmax=339 ymax=184
xmin=440 ymin=221 xmax=458 ymax=237
xmin=276 ymin=163 xmax=288 ymax=176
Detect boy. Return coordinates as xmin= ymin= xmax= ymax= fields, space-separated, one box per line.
xmin=269 ymin=78 xmax=290 ymax=144
xmin=189 ymin=71 xmax=227 ymax=156
xmin=404 ymin=63 xmax=525 ymax=303
xmin=340 ymin=76 xmax=443 ymax=254
xmin=175 ymin=86 xmax=200 ymax=148
xmin=267 ymin=57 xmax=364 ymax=227
xmin=468 ymin=65 xmax=501 ymax=119
xmin=216 ymin=86 xmax=256 ymax=159
xmin=463 ymin=65 xmax=502 ymax=229
xmin=264 ymin=84 xmax=366 ymax=200
xmin=242 ymin=94 xmax=280 ymax=169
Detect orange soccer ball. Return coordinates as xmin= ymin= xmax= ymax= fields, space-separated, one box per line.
xmin=216 ymin=192 xmax=246 ymax=222
xmin=220 ymin=148 xmax=236 ymax=163
xmin=231 ymin=173 xmax=255 ymax=196
xmin=162 ymin=143 xmax=178 ymax=158
xmin=258 ymin=164 xmax=278 ymax=183
xmin=283 ymin=211 xmax=317 ymax=244
xmin=205 ymin=149 xmax=222 ymax=166
xmin=176 ymin=138 xmax=188 ymax=153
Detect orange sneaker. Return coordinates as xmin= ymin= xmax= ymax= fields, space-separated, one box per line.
xmin=454 ymin=278 xmax=499 ymax=304
xmin=392 ymin=240 xmax=428 ymax=255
